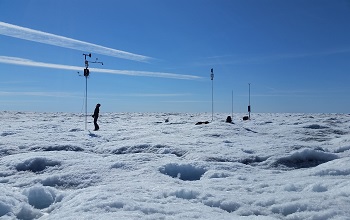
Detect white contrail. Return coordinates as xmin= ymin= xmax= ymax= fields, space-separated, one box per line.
xmin=0 ymin=56 xmax=201 ymax=80
xmin=0 ymin=21 xmax=151 ymax=62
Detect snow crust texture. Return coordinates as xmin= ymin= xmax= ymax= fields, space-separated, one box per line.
xmin=1 ymin=112 xmax=350 ymax=219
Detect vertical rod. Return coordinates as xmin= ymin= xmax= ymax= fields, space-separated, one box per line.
xmin=210 ymin=68 xmax=214 ymax=122
xmin=248 ymin=83 xmax=251 ymax=119
xmin=212 ymin=79 xmax=214 ymax=121
xmin=85 ymin=76 xmax=88 ymax=130
xmin=231 ymin=90 xmax=233 ymax=119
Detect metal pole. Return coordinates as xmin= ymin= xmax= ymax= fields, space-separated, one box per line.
xmin=85 ymin=76 xmax=88 ymax=130
xmin=80 ymin=53 xmax=103 ymax=130
xmin=83 ymin=53 xmax=90 ymax=130
xmin=212 ymin=79 xmax=213 ymax=121
xmin=231 ymin=90 xmax=233 ymax=119
xmin=248 ymin=83 xmax=250 ymax=119
xmin=211 ymin=68 xmax=214 ymax=121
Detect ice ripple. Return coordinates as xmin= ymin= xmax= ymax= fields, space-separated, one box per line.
xmin=271 ymin=149 xmax=338 ymax=169
xmin=112 ymin=144 xmax=186 ymax=157
xmin=16 ymin=157 xmax=61 ymax=173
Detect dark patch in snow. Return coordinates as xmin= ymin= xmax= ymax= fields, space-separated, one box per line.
xmin=244 ymin=128 xmax=258 ymax=133
xmin=1 ymin=131 xmax=16 ymax=137
xmin=332 ymin=129 xmax=348 ymax=135
xmin=205 ymin=133 xmax=221 ymax=138
xmin=88 ymin=132 xmax=100 ymax=138
xmin=303 ymin=124 xmax=329 ymax=129
xmin=110 ymin=162 xmax=127 ymax=169
xmin=271 ymin=149 xmax=338 ymax=169
xmin=31 ymin=145 xmax=84 ymax=152
xmin=206 ymin=155 xmax=268 ymax=166
xmin=300 ymin=136 xmax=330 ymax=142
xmin=112 ymin=144 xmax=186 ymax=157
xmin=16 ymin=158 xmax=61 ymax=173
xmin=241 ymin=149 xmax=255 ymax=154
xmin=69 ymin=128 xmax=84 ymax=132
xmin=299 ymin=125 xmax=347 ymax=142
xmin=0 ymin=149 xmax=16 ymax=157
xmin=159 ymin=163 xmax=206 ymax=181
xmin=45 ymin=145 xmax=84 ymax=152
xmin=206 ymin=157 xmax=235 ymax=163
xmin=239 ymin=156 xmax=269 ymax=165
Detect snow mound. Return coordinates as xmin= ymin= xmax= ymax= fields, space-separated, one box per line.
xmin=16 ymin=157 xmax=61 ymax=173
xmin=15 ymin=204 xmax=43 ymax=220
xmin=23 ymin=185 xmax=60 ymax=209
xmin=313 ymin=157 xmax=350 ymax=176
xmin=0 ymin=186 xmax=42 ymax=219
xmin=0 ymin=201 xmax=12 ymax=217
xmin=159 ymin=163 xmax=206 ymax=181
xmin=271 ymin=201 xmax=308 ymax=216
xmin=40 ymin=174 xmax=90 ymax=189
xmin=271 ymin=149 xmax=338 ymax=169
xmin=334 ymin=145 xmax=350 ymax=153
xmin=203 ymin=199 xmax=241 ymax=213
xmin=166 ymin=188 xmax=201 ymax=200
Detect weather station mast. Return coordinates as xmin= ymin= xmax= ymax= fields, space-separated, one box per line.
xmin=81 ymin=53 xmax=103 ymax=130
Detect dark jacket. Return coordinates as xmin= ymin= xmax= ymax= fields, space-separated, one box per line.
xmin=93 ymin=105 xmax=100 ymax=119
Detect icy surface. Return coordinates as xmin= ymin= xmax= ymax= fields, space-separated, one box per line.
xmin=1 ymin=112 xmax=350 ymax=219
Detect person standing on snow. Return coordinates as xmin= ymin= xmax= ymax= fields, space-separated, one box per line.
xmin=92 ymin=103 xmax=101 ymax=131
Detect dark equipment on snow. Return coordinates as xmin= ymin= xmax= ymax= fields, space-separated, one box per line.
xmin=195 ymin=121 xmax=210 ymax=125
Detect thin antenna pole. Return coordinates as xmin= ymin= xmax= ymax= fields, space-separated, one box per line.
xmin=210 ymin=68 xmax=214 ymax=121
xmin=85 ymin=76 xmax=88 ymax=130
xmin=248 ymin=83 xmax=250 ymax=119
xmin=231 ymin=90 xmax=233 ymax=119
xmin=212 ymin=79 xmax=213 ymax=121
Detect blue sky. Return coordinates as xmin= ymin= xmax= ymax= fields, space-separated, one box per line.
xmin=1 ymin=0 xmax=350 ymax=113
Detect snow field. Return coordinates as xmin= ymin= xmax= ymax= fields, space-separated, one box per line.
xmin=1 ymin=112 xmax=350 ymax=219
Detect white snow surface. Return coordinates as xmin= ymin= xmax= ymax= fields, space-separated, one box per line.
xmin=1 ymin=111 xmax=350 ymax=220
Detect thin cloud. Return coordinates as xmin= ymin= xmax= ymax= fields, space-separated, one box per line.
xmin=0 ymin=21 xmax=151 ymax=62
xmin=119 ymin=93 xmax=192 ymax=97
xmin=89 ymin=67 xmax=201 ymax=80
xmin=195 ymin=48 xmax=350 ymax=66
xmin=0 ymin=91 xmax=80 ymax=98
xmin=0 ymin=56 xmax=202 ymax=80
